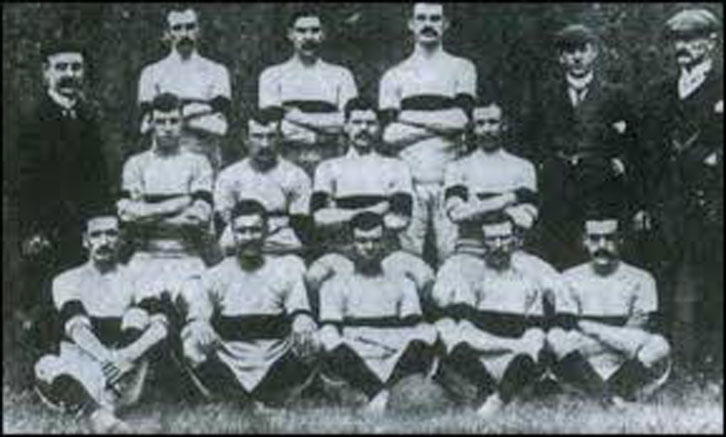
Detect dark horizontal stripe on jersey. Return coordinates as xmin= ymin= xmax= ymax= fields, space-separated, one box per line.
xmin=59 ymin=299 xmax=88 ymax=326
xmin=143 ymin=193 xmax=188 ymax=203
xmin=342 ymin=315 xmax=423 ymax=328
xmin=580 ymin=315 xmax=628 ymax=327
xmin=378 ymin=109 xmax=399 ymax=125
xmin=310 ymin=191 xmax=331 ymax=213
xmin=475 ymin=191 xmax=501 ymax=200
xmin=282 ymin=100 xmax=339 ymax=113
xmin=90 ymin=316 xmax=123 ymax=348
xmin=267 ymin=210 xmax=289 ymax=218
xmin=209 ymin=96 xmax=231 ymax=114
xmin=389 ymin=192 xmax=413 ymax=217
xmin=190 ymin=190 xmax=213 ymax=206
xmin=444 ymin=185 xmax=468 ymax=202
xmin=401 ymin=94 xmax=456 ymax=111
xmin=212 ymin=314 xmax=290 ymax=341
xmin=335 ymin=195 xmax=388 ymax=209
xmin=514 ymin=188 xmax=537 ymax=205
xmin=453 ymin=93 xmax=475 ymax=114
xmin=465 ymin=309 xmax=536 ymax=338
xmin=554 ymin=313 xmax=579 ymax=330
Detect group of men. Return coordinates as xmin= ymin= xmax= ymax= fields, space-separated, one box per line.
xmin=10 ymin=3 xmax=722 ymax=433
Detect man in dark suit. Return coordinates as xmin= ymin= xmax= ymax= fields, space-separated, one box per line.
xmin=525 ymin=24 xmax=636 ymax=271
xmin=14 ymin=40 xmax=111 ymax=375
xmin=637 ymin=9 xmax=722 ymax=377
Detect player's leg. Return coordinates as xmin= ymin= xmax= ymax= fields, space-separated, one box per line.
xmin=546 ymin=328 xmax=611 ymax=400
xmin=434 ymin=343 xmax=497 ymax=406
xmin=322 ymin=343 xmax=385 ymax=401
xmin=606 ymin=333 xmax=671 ymax=400
xmin=251 ymin=349 xmax=317 ymax=407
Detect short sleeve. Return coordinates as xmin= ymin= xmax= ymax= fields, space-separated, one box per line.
xmin=319 ymin=277 xmax=345 ymax=324
xmin=288 ymin=167 xmax=313 ymax=216
xmin=312 ymin=160 xmax=336 ymax=196
xmin=443 ymin=161 xmax=466 ymax=192
xmin=455 ymin=59 xmax=477 ymax=98
xmin=390 ymin=161 xmax=414 ymax=196
xmin=182 ymin=275 xmax=215 ymax=322
xmin=557 ymin=277 xmax=582 ymax=316
xmin=211 ymin=64 xmax=232 ymax=100
xmin=190 ymin=156 xmax=214 ymax=194
xmin=138 ymin=65 xmax=156 ymax=105
xmin=282 ymin=257 xmax=312 ymax=315
xmin=632 ymin=272 xmax=658 ymax=315
xmin=379 ymin=69 xmax=401 ymax=111
xmin=398 ymin=281 xmax=422 ymax=320
xmin=432 ymin=257 xmax=475 ymax=310
xmin=52 ymin=274 xmax=76 ymax=312
xmin=522 ymin=161 xmax=537 ymax=192
xmin=259 ymin=67 xmax=281 ymax=108
xmin=213 ymin=168 xmax=236 ymax=219
xmin=121 ymin=156 xmax=144 ymax=199
xmin=337 ymin=68 xmax=358 ymax=111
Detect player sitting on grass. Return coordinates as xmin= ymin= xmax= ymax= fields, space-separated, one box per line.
xmin=431 ymin=210 xmax=547 ymax=418
xmin=34 ymin=209 xmax=169 ymax=433
xmin=181 ymin=199 xmax=318 ymax=408
xmin=545 ymin=210 xmax=671 ymax=405
xmin=317 ymin=211 xmax=438 ymax=413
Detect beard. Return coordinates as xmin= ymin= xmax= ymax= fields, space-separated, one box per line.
xmin=175 ymin=37 xmax=196 ymax=55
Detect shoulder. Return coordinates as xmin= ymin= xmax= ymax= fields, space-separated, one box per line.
xmin=512 ymin=251 xmax=559 ymax=275
xmin=260 ymin=60 xmax=289 ymax=80
xmin=218 ymin=159 xmax=250 ymax=181
xmin=309 ymin=252 xmax=354 ymax=274
xmin=198 ymin=55 xmax=229 ymax=74
xmin=280 ymin=158 xmax=311 ymax=183
xmin=381 ymin=59 xmax=409 ymax=81
xmin=385 ymin=250 xmax=429 ymax=270
xmin=275 ymin=254 xmax=307 ymax=276
xmin=562 ymin=263 xmax=590 ymax=281
xmin=503 ymin=151 xmax=536 ymax=170
xmin=446 ymin=53 xmax=476 ymax=72
xmin=438 ymin=253 xmax=483 ymax=275
xmin=52 ymin=265 xmax=87 ymax=291
xmin=181 ymin=151 xmax=213 ymax=168
xmin=321 ymin=60 xmax=354 ymax=78
xmin=140 ymin=57 xmax=166 ymax=77
xmin=620 ymin=262 xmax=656 ymax=287
xmin=123 ymin=150 xmax=152 ymax=169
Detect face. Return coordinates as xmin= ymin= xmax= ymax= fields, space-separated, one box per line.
xmin=482 ymin=221 xmax=515 ymax=270
xmin=352 ymin=226 xmax=386 ymax=267
xmin=231 ymin=214 xmax=267 ymax=258
xmin=672 ymin=34 xmax=716 ymax=69
xmin=409 ymin=3 xmax=447 ymax=46
xmin=288 ymin=16 xmax=324 ymax=59
xmin=583 ymin=219 xmax=620 ymax=269
xmin=559 ymin=42 xmax=598 ymax=78
xmin=345 ymin=109 xmax=380 ymax=153
xmin=472 ymin=105 xmax=505 ymax=152
xmin=248 ymin=120 xmax=281 ymax=168
xmin=43 ymin=52 xmax=84 ymax=98
xmin=152 ymin=108 xmax=183 ymax=151
xmin=166 ymin=9 xmax=200 ymax=56
xmin=83 ymin=216 xmax=120 ymax=265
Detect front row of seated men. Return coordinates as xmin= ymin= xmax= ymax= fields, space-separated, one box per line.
xmin=34 ymin=197 xmax=671 ymax=432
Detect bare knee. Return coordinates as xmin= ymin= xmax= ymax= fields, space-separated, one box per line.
xmin=637 ymin=335 xmax=671 ymax=367
xmin=546 ymin=328 xmax=576 ymax=359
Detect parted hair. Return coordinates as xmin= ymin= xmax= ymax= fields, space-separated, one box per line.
xmin=350 ymin=211 xmax=384 ymax=232
xmin=230 ymin=199 xmax=269 ymax=222
xmin=151 ymin=92 xmax=183 ymax=113
xmin=344 ymin=97 xmax=378 ymax=121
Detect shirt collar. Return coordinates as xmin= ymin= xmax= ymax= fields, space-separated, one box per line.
xmin=566 ymin=71 xmax=594 ymax=90
xmin=678 ymin=58 xmax=712 ymax=99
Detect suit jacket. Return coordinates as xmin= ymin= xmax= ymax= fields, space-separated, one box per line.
xmin=16 ymin=93 xmax=111 ymax=262
xmin=640 ymin=66 xmax=723 ymax=246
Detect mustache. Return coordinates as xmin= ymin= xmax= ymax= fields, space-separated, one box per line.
xmin=421 ymin=27 xmax=438 ymax=36
xmin=177 ymin=36 xmax=195 ymax=47
xmin=58 ymin=77 xmax=80 ymax=88
xmin=676 ymin=49 xmax=691 ymax=58
xmin=302 ymin=41 xmax=319 ymax=50
xmin=593 ymin=249 xmax=613 ymax=259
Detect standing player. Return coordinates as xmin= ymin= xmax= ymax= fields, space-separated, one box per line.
xmin=117 ymin=93 xmax=213 ymax=327
xmin=431 ymin=211 xmax=548 ymax=418
xmin=379 ymin=2 xmax=477 ymax=265
xmin=545 ymin=212 xmax=671 ymax=404
xmin=259 ymin=8 xmax=358 ymax=177
xmin=444 ymin=98 xmax=538 ymax=256
xmin=34 ymin=209 xmax=168 ymax=433
xmin=525 ymin=24 xmax=636 ymax=271
xmin=311 ymin=97 xmax=414 ymax=255
xmin=14 ymin=40 xmax=111 ymax=366
xmin=214 ymin=108 xmax=312 ymax=257
xmin=138 ymin=8 xmax=231 ymax=172
xmin=318 ymin=212 xmax=438 ymax=412
xmin=181 ymin=200 xmax=318 ymax=406
xmin=638 ymin=8 xmax=722 ymax=375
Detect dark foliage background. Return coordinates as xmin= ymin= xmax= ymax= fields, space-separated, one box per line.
xmin=2 ymin=3 xmax=723 ymax=319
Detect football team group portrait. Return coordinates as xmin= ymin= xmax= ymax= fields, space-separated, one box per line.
xmin=2 ymin=2 xmax=723 ymax=434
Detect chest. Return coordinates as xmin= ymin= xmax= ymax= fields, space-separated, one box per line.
xmin=229 ymin=170 xmax=290 ymax=211
xmin=461 ymin=158 xmax=528 ymax=192
xmin=331 ymin=160 xmax=400 ymax=196
xmin=154 ymin=63 xmax=217 ymax=99
xmin=76 ymin=274 xmax=134 ymax=318
xmin=278 ymin=68 xmax=342 ymax=104
xmin=137 ymin=156 xmax=197 ymax=195
xmin=216 ymin=270 xmax=287 ymax=316
xmin=397 ymin=62 xmax=461 ymax=98
xmin=573 ymin=276 xmax=639 ymax=316
xmin=471 ymin=272 xmax=539 ymax=314
xmin=342 ymin=276 xmax=407 ymax=317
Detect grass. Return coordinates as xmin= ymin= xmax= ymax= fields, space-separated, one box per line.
xmin=3 ymin=371 xmax=723 ymax=434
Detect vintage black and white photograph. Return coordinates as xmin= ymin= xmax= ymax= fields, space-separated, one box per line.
xmin=2 ymin=2 xmax=723 ymax=433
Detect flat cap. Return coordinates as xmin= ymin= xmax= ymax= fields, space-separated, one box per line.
xmin=665 ymin=8 xmax=720 ymax=37
xmin=555 ymin=24 xmax=599 ymax=48
xmin=40 ymin=39 xmax=85 ymax=61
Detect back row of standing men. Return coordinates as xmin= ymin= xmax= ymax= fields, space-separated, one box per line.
xmin=14 ymin=1 xmax=722 ymax=416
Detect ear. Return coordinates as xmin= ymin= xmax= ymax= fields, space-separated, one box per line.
xmin=82 ymin=233 xmax=91 ymax=251
xmin=287 ymin=27 xmax=295 ymax=43
xmin=407 ymin=17 xmax=416 ymax=33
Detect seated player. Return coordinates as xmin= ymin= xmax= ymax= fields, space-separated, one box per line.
xmin=117 ymin=92 xmax=213 ymax=321
xmin=181 ymin=200 xmax=318 ymax=407
xmin=444 ymin=98 xmax=538 ymax=255
xmin=317 ymin=212 xmax=438 ymax=413
xmin=545 ymin=210 xmax=671 ymax=404
xmin=214 ymin=108 xmax=312 ymax=257
xmin=311 ymin=97 xmax=414 ymax=255
xmin=431 ymin=211 xmax=547 ymax=418
xmin=34 ymin=209 xmax=169 ymax=433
